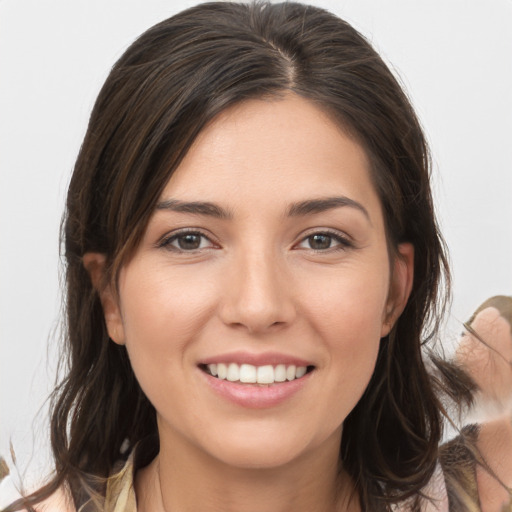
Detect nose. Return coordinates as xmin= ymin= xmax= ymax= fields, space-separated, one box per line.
xmin=219 ymin=248 xmax=296 ymax=334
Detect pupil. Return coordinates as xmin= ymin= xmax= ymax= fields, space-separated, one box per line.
xmin=310 ymin=234 xmax=331 ymax=250
xmin=179 ymin=234 xmax=201 ymax=250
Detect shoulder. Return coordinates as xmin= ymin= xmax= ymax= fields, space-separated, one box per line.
xmin=0 ymin=457 xmax=75 ymax=512
xmin=32 ymin=488 xmax=75 ymax=512
xmin=0 ymin=483 xmax=74 ymax=512
xmin=1 ymin=448 xmax=137 ymax=512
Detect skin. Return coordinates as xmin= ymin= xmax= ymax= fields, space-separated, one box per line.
xmin=85 ymin=94 xmax=413 ymax=512
xmin=456 ymin=306 xmax=512 ymax=511
xmin=457 ymin=307 xmax=512 ymax=404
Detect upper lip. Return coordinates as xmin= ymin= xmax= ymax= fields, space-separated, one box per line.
xmin=199 ymin=351 xmax=314 ymax=367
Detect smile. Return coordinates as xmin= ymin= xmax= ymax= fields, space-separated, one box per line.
xmin=201 ymin=363 xmax=313 ymax=385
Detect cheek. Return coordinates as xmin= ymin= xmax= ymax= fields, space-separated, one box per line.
xmin=117 ymin=263 xmax=218 ymax=387
xmin=295 ymin=261 xmax=389 ymax=415
xmin=120 ymin=262 xmax=216 ymax=337
xmin=321 ymin=289 xmax=384 ymax=386
xmin=298 ymin=258 xmax=390 ymax=345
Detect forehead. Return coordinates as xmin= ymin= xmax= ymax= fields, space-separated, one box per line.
xmin=161 ymin=94 xmax=383 ymax=224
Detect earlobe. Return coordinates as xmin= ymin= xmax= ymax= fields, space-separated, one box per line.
xmin=381 ymin=243 xmax=414 ymax=337
xmin=83 ymin=252 xmax=126 ymax=345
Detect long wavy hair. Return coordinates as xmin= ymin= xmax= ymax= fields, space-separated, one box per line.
xmin=6 ymin=2 xmax=450 ymax=510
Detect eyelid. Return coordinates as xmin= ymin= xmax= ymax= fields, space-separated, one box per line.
xmin=155 ymin=227 xmax=353 ymax=252
xmin=156 ymin=228 xmax=219 ymax=251
xmin=293 ymin=228 xmax=354 ymax=251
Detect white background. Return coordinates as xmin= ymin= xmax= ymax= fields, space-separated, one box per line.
xmin=1 ymin=0 xmax=511 ymax=479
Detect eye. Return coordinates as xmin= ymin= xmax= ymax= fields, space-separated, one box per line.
xmin=160 ymin=231 xmax=215 ymax=252
xmin=296 ymin=231 xmax=352 ymax=251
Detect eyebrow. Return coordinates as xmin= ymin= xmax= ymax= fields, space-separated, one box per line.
xmin=287 ymin=196 xmax=371 ymax=222
xmin=155 ymin=199 xmax=233 ymax=219
xmin=155 ymin=195 xmax=370 ymax=222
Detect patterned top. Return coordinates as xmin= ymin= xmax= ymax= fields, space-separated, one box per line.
xmin=440 ymin=424 xmax=512 ymax=512
xmin=1 ymin=451 xmax=448 ymax=512
xmin=102 ymin=452 xmax=137 ymax=512
xmin=5 ymin=441 xmax=511 ymax=511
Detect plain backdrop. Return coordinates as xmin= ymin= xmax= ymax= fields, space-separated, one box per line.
xmin=1 ymin=0 xmax=511 ymax=480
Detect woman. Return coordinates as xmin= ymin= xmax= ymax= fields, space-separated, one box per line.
xmin=2 ymin=2 xmax=450 ymax=510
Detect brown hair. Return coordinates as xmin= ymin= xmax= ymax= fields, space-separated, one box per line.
xmin=7 ymin=2 xmax=449 ymax=510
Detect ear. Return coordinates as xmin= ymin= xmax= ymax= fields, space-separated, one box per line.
xmin=381 ymin=243 xmax=414 ymax=337
xmin=83 ymin=252 xmax=126 ymax=345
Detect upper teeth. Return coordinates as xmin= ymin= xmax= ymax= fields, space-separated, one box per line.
xmin=207 ymin=363 xmax=308 ymax=384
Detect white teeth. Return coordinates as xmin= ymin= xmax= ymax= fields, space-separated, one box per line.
xmin=274 ymin=364 xmax=287 ymax=382
xmin=217 ymin=363 xmax=227 ymax=379
xmin=239 ymin=364 xmax=257 ymax=383
xmin=257 ymin=365 xmax=274 ymax=384
xmin=227 ymin=363 xmax=239 ymax=382
xmin=296 ymin=366 xmax=307 ymax=378
xmin=206 ymin=362 xmax=311 ymax=384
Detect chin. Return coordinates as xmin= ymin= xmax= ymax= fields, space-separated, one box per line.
xmin=210 ymin=439 xmax=309 ymax=470
xmin=199 ymin=419 xmax=341 ymax=471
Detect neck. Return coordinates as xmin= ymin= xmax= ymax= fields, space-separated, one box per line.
xmin=135 ymin=425 xmax=359 ymax=512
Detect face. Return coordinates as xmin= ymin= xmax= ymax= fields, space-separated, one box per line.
xmin=95 ymin=94 xmax=413 ymax=469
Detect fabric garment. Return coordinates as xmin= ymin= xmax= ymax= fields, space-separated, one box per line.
xmin=0 ymin=448 xmax=469 ymax=512
xmin=102 ymin=452 xmax=136 ymax=512
xmin=88 ymin=454 xmax=450 ymax=512
xmin=102 ymin=456 xmax=450 ymax=512
xmin=0 ymin=453 xmax=137 ymax=512
xmin=0 ymin=456 xmax=448 ymax=511
xmin=440 ymin=424 xmax=512 ymax=512
xmin=439 ymin=425 xmax=481 ymax=511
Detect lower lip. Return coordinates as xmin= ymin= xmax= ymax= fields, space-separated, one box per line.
xmin=200 ymin=369 xmax=312 ymax=409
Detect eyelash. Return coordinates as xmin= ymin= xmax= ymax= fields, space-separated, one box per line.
xmin=295 ymin=229 xmax=354 ymax=252
xmin=157 ymin=228 xmax=353 ymax=253
xmin=157 ymin=229 xmax=217 ymax=252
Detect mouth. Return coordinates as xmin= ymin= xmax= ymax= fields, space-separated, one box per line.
xmin=199 ymin=363 xmax=315 ymax=385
